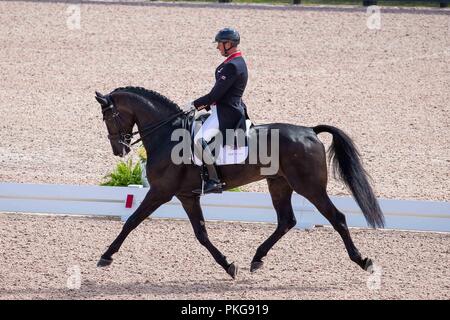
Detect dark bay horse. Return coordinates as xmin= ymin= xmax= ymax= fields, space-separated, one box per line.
xmin=95 ymin=86 xmax=384 ymax=279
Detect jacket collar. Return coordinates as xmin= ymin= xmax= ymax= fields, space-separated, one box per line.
xmin=223 ymin=51 xmax=242 ymax=64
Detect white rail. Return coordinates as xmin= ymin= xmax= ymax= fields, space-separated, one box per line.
xmin=0 ymin=183 xmax=449 ymax=232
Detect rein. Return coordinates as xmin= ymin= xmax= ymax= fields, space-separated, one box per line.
xmin=130 ymin=110 xmax=186 ymax=146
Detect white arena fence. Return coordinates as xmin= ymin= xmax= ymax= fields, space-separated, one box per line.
xmin=0 ymin=183 xmax=449 ymax=233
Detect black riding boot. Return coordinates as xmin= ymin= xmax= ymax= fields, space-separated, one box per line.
xmin=193 ymin=139 xmax=223 ymax=195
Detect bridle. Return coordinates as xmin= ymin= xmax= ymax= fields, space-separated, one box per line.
xmin=102 ymin=103 xmax=131 ymax=148
xmin=102 ymin=97 xmax=189 ymax=149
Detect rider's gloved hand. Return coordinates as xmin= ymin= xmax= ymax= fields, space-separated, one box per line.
xmin=181 ymin=101 xmax=195 ymax=113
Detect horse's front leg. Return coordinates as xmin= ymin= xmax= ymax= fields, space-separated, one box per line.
xmin=177 ymin=195 xmax=238 ymax=279
xmin=97 ymin=189 xmax=172 ymax=267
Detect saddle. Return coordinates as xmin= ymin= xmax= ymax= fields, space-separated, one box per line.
xmin=186 ymin=111 xmax=253 ymax=166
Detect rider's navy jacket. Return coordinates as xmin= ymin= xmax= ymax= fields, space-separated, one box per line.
xmin=193 ymin=52 xmax=248 ymax=140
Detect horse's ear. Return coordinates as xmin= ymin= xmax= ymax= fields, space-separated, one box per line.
xmin=95 ymin=92 xmax=109 ymax=106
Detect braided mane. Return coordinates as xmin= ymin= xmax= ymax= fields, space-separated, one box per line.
xmin=111 ymin=86 xmax=181 ymax=112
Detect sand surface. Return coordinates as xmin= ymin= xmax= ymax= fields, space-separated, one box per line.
xmin=1 ymin=213 xmax=449 ymax=299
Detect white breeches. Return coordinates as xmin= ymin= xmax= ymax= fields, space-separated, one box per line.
xmin=193 ymin=105 xmax=220 ymax=144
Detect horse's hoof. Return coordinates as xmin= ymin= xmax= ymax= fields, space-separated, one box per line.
xmin=250 ymin=261 xmax=264 ymax=273
xmin=363 ymin=258 xmax=374 ymax=273
xmin=97 ymin=257 xmax=113 ymax=267
xmin=226 ymin=263 xmax=238 ymax=279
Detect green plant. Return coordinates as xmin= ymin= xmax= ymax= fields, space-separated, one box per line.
xmin=228 ymin=187 xmax=242 ymax=192
xmin=101 ymin=159 xmax=142 ymax=186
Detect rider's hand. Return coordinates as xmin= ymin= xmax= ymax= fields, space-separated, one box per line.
xmin=181 ymin=101 xmax=195 ymax=113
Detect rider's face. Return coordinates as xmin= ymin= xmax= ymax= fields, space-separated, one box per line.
xmin=216 ymin=41 xmax=231 ymax=57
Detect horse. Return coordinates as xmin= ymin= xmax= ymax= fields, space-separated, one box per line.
xmin=94 ymin=86 xmax=385 ymax=279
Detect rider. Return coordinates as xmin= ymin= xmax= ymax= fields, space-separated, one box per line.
xmin=183 ymin=27 xmax=249 ymax=195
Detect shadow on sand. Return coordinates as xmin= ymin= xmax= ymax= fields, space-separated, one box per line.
xmin=0 ymin=277 xmax=337 ymax=299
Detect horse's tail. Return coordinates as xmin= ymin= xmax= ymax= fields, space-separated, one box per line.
xmin=313 ymin=125 xmax=385 ymax=228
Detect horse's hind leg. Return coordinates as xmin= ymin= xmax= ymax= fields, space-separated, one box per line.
xmin=289 ymin=178 xmax=372 ymax=271
xmin=250 ymin=176 xmax=296 ymax=273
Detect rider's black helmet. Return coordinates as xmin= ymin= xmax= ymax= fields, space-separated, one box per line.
xmin=214 ymin=27 xmax=240 ymax=46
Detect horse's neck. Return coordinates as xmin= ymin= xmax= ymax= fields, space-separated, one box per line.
xmin=132 ymin=99 xmax=183 ymax=151
xmin=133 ymin=99 xmax=175 ymax=130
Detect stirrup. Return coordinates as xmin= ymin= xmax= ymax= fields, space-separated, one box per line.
xmin=192 ymin=179 xmax=224 ymax=195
